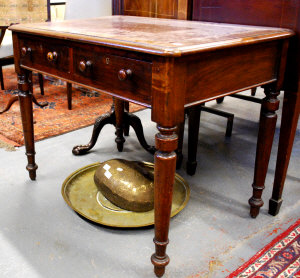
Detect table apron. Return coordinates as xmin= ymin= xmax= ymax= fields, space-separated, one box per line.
xmin=184 ymin=40 xmax=283 ymax=105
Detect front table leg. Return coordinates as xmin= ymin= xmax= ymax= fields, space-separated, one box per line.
xmin=151 ymin=125 xmax=178 ymax=277
xmin=18 ymin=72 xmax=37 ymax=180
xmin=249 ymin=86 xmax=279 ymax=218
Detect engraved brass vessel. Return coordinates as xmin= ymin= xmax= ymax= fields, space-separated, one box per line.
xmin=61 ymin=161 xmax=190 ymax=228
xmin=94 ymin=159 xmax=154 ymax=212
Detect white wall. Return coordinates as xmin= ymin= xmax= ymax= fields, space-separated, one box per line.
xmin=64 ymin=0 xmax=112 ymax=20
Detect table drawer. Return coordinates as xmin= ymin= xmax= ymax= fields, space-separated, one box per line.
xmin=19 ymin=36 xmax=70 ymax=77
xmin=73 ymin=47 xmax=152 ymax=105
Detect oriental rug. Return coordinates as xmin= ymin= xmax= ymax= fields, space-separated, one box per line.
xmin=228 ymin=219 xmax=300 ymax=278
xmin=0 ymin=66 xmax=143 ymax=149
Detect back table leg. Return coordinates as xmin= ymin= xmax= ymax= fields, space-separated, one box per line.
xmin=18 ymin=72 xmax=37 ymax=180
xmin=249 ymin=86 xmax=280 ymax=218
xmin=269 ymin=90 xmax=300 ymax=215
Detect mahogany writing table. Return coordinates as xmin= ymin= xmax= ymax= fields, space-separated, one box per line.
xmin=9 ymin=16 xmax=293 ymax=277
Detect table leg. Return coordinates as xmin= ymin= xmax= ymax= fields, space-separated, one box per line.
xmin=72 ymin=108 xmax=115 ymax=155
xmin=38 ymin=73 xmax=44 ymax=96
xmin=72 ymin=99 xmax=155 ymax=155
xmin=125 ymin=112 xmax=156 ymax=154
xmin=187 ymin=105 xmax=201 ymax=176
xmin=124 ymin=101 xmax=130 ymax=136
xmin=67 ymin=82 xmax=72 ymax=110
xmin=269 ymin=90 xmax=300 ymax=215
xmin=151 ymin=125 xmax=178 ymax=277
xmin=249 ymin=86 xmax=280 ymax=218
xmin=114 ymin=98 xmax=126 ymax=151
xmin=18 ymin=72 xmax=37 ymax=180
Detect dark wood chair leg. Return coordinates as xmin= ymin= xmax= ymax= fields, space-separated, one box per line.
xmin=249 ymin=86 xmax=280 ymax=218
xmin=18 ymin=71 xmax=37 ymax=180
xmin=124 ymin=100 xmax=130 ymax=136
xmin=67 ymin=82 xmax=72 ymax=110
xmin=38 ymin=73 xmax=44 ymax=95
xmin=251 ymin=87 xmax=257 ymax=96
xmin=0 ymin=65 xmax=4 ymax=90
xmin=186 ymin=105 xmax=201 ymax=176
xmin=269 ymin=90 xmax=300 ymax=215
xmin=200 ymin=106 xmax=234 ymax=137
xmin=216 ymin=97 xmax=224 ymax=104
xmin=151 ymin=125 xmax=177 ymax=278
xmin=114 ymin=98 xmax=126 ymax=152
xmin=176 ymin=117 xmax=185 ymax=169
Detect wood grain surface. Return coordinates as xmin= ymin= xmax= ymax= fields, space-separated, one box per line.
xmin=9 ymin=16 xmax=294 ymax=56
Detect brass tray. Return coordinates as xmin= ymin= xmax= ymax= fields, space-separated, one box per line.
xmin=61 ymin=162 xmax=190 ymax=228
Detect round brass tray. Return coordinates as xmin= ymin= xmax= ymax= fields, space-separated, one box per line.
xmin=61 ymin=162 xmax=190 ymax=228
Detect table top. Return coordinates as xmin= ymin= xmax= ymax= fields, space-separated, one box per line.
xmin=9 ymin=15 xmax=294 ymax=56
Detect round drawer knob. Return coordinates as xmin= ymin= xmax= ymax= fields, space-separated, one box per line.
xmin=79 ymin=60 xmax=92 ymax=72
xmin=47 ymin=51 xmax=58 ymax=62
xmin=118 ymin=69 xmax=132 ymax=81
xmin=21 ymin=47 xmax=31 ymax=57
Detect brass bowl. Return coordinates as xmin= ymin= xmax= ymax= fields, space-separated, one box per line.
xmin=94 ymin=159 xmax=154 ymax=212
xmin=61 ymin=162 xmax=190 ymax=228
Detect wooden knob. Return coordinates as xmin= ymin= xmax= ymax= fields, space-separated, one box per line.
xmin=21 ymin=47 xmax=31 ymax=57
xmin=79 ymin=60 xmax=92 ymax=72
xmin=118 ymin=69 xmax=132 ymax=81
xmin=47 ymin=51 xmax=58 ymax=62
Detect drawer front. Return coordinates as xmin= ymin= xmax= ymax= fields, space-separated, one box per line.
xmin=73 ymin=47 xmax=152 ymax=105
xmin=19 ymin=36 xmax=70 ymax=78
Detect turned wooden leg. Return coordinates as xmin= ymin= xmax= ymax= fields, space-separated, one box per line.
xmin=67 ymin=82 xmax=72 ymax=110
xmin=269 ymin=90 xmax=300 ymax=215
xmin=114 ymin=98 xmax=126 ymax=152
xmin=151 ymin=125 xmax=178 ymax=277
xmin=18 ymin=72 xmax=37 ymax=180
xmin=187 ymin=105 xmax=201 ymax=176
xmin=249 ymin=86 xmax=280 ymax=218
xmin=38 ymin=73 xmax=44 ymax=95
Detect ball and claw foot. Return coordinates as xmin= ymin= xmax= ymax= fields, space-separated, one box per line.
xmin=32 ymin=95 xmax=48 ymax=108
xmin=72 ymin=145 xmax=90 ymax=155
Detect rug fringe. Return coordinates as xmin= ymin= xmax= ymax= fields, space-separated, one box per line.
xmin=0 ymin=139 xmax=16 ymax=151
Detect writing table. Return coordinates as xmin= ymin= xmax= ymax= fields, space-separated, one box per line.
xmin=9 ymin=16 xmax=293 ymax=277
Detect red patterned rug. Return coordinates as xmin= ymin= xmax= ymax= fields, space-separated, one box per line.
xmin=0 ymin=66 xmax=143 ymax=149
xmin=228 ymin=219 xmax=300 ymax=278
